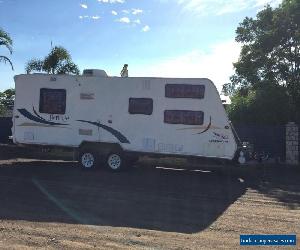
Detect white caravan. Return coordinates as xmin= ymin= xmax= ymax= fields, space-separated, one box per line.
xmin=13 ymin=70 xmax=240 ymax=170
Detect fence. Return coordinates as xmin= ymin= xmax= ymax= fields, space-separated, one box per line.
xmin=0 ymin=117 xmax=12 ymax=142
xmin=234 ymin=124 xmax=286 ymax=162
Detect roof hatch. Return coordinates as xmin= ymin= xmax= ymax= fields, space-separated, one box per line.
xmin=83 ymin=69 xmax=108 ymax=77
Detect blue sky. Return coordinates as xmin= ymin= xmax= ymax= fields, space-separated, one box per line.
xmin=0 ymin=0 xmax=281 ymax=91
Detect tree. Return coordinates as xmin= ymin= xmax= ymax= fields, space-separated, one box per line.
xmin=221 ymin=82 xmax=237 ymax=96
xmin=0 ymin=88 xmax=15 ymax=116
xmin=227 ymin=83 xmax=291 ymax=125
xmin=25 ymin=46 xmax=80 ymax=75
xmin=0 ymin=28 xmax=13 ymax=70
xmin=227 ymin=0 xmax=300 ymax=123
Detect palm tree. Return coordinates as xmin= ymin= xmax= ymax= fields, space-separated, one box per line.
xmin=25 ymin=46 xmax=80 ymax=75
xmin=0 ymin=88 xmax=15 ymax=115
xmin=0 ymin=28 xmax=14 ymax=70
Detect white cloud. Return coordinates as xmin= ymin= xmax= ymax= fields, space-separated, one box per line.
xmin=132 ymin=8 xmax=143 ymax=15
xmin=111 ymin=10 xmax=118 ymax=15
xmin=254 ymin=0 xmax=281 ymax=11
xmin=122 ymin=9 xmax=130 ymax=14
xmin=98 ymin=0 xmax=125 ymax=3
xmin=80 ymin=3 xmax=88 ymax=9
xmin=133 ymin=19 xmax=141 ymax=24
xmin=131 ymin=40 xmax=241 ymax=91
xmin=177 ymin=0 xmax=281 ymax=15
xmin=254 ymin=0 xmax=281 ymax=7
xmin=79 ymin=15 xmax=101 ymax=20
xmin=142 ymin=25 xmax=150 ymax=32
xmin=79 ymin=15 xmax=89 ymax=19
xmin=117 ymin=17 xmax=130 ymax=23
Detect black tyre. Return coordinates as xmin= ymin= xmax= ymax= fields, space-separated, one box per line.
xmin=106 ymin=151 xmax=127 ymax=172
xmin=79 ymin=149 xmax=99 ymax=170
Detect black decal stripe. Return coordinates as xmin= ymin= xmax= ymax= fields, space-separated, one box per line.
xmin=18 ymin=109 xmax=68 ymax=126
xmin=32 ymin=106 xmax=46 ymax=121
xmin=197 ymin=116 xmax=212 ymax=134
xmin=77 ymin=120 xmax=130 ymax=144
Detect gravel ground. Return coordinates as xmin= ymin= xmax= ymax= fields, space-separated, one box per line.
xmin=0 ymin=157 xmax=299 ymax=249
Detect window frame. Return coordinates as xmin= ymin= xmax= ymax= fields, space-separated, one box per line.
xmin=165 ymin=84 xmax=205 ymax=99
xmin=39 ymin=88 xmax=67 ymax=115
xmin=164 ymin=110 xmax=204 ymax=125
xmin=128 ymin=97 xmax=153 ymax=115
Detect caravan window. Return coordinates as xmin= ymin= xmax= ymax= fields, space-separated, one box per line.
xmin=39 ymin=88 xmax=66 ymax=114
xmin=165 ymin=84 xmax=205 ymax=99
xmin=164 ymin=110 xmax=204 ymax=125
xmin=129 ymin=98 xmax=153 ymax=115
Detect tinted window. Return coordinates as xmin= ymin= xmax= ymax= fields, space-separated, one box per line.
xmin=39 ymin=88 xmax=66 ymax=114
xmin=165 ymin=84 xmax=205 ymax=99
xmin=129 ymin=98 xmax=153 ymax=115
xmin=164 ymin=110 xmax=204 ymax=125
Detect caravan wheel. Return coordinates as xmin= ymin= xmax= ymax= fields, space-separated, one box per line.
xmin=106 ymin=152 xmax=127 ymax=171
xmin=79 ymin=150 xmax=98 ymax=170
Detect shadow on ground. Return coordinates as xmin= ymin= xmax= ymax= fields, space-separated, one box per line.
xmin=249 ymin=165 xmax=300 ymax=210
xmin=0 ymin=159 xmax=249 ymax=234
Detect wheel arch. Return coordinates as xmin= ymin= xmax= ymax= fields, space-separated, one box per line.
xmin=78 ymin=141 xmax=124 ymax=157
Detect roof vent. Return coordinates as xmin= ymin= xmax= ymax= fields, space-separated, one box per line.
xmin=83 ymin=69 xmax=108 ymax=77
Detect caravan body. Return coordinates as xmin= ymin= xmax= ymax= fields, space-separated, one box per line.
xmin=13 ymin=70 xmax=237 ymax=162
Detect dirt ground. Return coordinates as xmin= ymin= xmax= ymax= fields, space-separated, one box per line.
xmin=0 ymin=155 xmax=299 ymax=249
